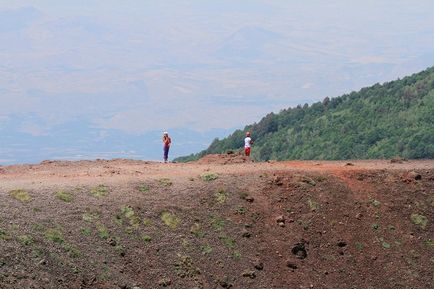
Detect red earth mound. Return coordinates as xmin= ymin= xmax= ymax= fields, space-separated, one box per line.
xmin=195 ymin=152 xmax=252 ymax=165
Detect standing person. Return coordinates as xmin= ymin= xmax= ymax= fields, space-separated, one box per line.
xmin=244 ymin=131 xmax=253 ymax=157
xmin=162 ymin=132 xmax=171 ymax=163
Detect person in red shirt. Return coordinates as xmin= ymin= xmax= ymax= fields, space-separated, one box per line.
xmin=162 ymin=132 xmax=172 ymax=163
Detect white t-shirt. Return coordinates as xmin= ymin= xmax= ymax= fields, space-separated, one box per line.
xmin=244 ymin=137 xmax=252 ymax=148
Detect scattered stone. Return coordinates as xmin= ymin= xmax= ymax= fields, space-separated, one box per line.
xmin=108 ymin=237 xmax=117 ymax=246
xmin=241 ymin=230 xmax=251 ymax=238
xmin=38 ymin=259 xmax=47 ymax=266
xmin=337 ymin=241 xmax=347 ymax=247
xmin=254 ymin=261 xmax=264 ymax=271
xmin=355 ymin=213 xmax=363 ymax=220
xmin=276 ymin=215 xmax=285 ymax=223
xmin=292 ymin=242 xmax=307 ymax=259
xmin=300 ymin=176 xmax=316 ymax=186
xmin=242 ymin=270 xmax=256 ymax=279
xmin=345 ymin=162 xmax=354 ymax=166
xmin=245 ymin=196 xmax=255 ymax=203
xmin=273 ymin=176 xmax=284 ymax=186
xmin=408 ymin=171 xmax=422 ymax=180
xmin=286 ymin=261 xmax=298 ymax=270
xmin=219 ymin=276 xmax=233 ymax=288
xmin=158 ymin=277 xmax=172 ymax=287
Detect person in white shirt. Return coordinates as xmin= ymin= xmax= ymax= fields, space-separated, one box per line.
xmin=244 ymin=131 xmax=253 ymax=156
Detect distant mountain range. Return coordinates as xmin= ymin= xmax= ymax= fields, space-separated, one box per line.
xmin=175 ymin=66 xmax=434 ymax=162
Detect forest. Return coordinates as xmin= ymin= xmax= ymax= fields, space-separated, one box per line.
xmin=175 ymin=66 xmax=434 ymax=162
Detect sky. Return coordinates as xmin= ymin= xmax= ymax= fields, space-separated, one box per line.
xmin=1 ymin=0 xmax=434 ymax=164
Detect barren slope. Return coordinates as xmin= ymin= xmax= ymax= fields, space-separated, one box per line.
xmin=0 ymin=158 xmax=433 ymax=289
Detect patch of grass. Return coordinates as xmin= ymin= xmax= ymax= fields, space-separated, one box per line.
xmin=201 ymin=172 xmax=219 ymax=181
xmin=121 ymin=206 xmax=141 ymax=229
xmin=215 ymin=189 xmax=228 ymax=204
xmin=239 ymin=192 xmax=249 ymax=200
xmin=298 ymin=219 xmax=311 ymax=230
xmin=355 ymin=242 xmax=364 ymax=250
xmin=181 ymin=239 xmax=190 ymax=249
xmin=372 ymin=223 xmax=380 ymax=231
xmin=32 ymin=247 xmax=44 ymax=258
xmin=300 ymin=176 xmax=316 ymax=186
xmin=9 ymin=189 xmax=31 ymax=202
xmin=410 ymin=213 xmax=428 ymax=229
xmin=371 ymin=199 xmax=381 ymax=208
xmin=90 ymin=185 xmax=109 ymax=197
xmin=45 ymin=228 xmax=64 ymax=244
xmin=235 ymin=206 xmax=247 ymax=214
xmin=382 ymin=241 xmax=391 ymax=249
xmin=161 ymin=212 xmax=180 ymax=229
xmin=63 ymin=243 xmax=81 ymax=258
xmin=210 ymin=216 xmax=225 ymax=231
xmin=82 ymin=211 xmax=100 ymax=222
xmin=219 ymin=235 xmax=236 ymax=249
xmin=32 ymin=207 xmax=42 ymax=212
xmin=96 ymin=224 xmax=109 ymax=239
xmin=55 ymin=191 xmax=73 ymax=202
xmin=115 ymin=244 xmax=125 ymax=256
xmin=314 ymin=175 xmax=328 ymax=182
xmin=190 ymin=223 xmax=204 ymax=238
xmin=425 ymin=239 xmax=434 ymax=248
xmin=32 ymin=223 xmax=44 ymax=232
xmin=174 ymin=254 xmax=200 ymax=278
xmin=114 ymin=214 xmax=123 ymax=226
xmin=80 ymin=227 xmax=92 ymax=237
xmin=201 ymin=244 xmax=213 ymax=255
xmin=138 ymin=183 xmax=150 ymax=193
xmin=232 ymin=250 xmax=241 ymax=260
xmin=17 ymin=235 xmax=34 ymax=246
xmin=388 ymin=225 xmax=396 ymax=231
xmin=142 ymin=234 xmax=152 ymax=244
xmin=0 ymin=228 xmax=7 ymax=240
xmin=307 ymin=198 xmax=319 ymax=211
xmin=158 ymin=178 xmax=173 ymax=187
xmin=143 ymin=218 xmax=152 ymax=226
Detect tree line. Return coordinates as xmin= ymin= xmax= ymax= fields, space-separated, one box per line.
xmin=175 ymin=66 xmax=434 ymax=162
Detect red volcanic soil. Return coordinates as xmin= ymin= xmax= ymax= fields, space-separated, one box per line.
xmin=0 ymin=157 xmax=433 ymax=289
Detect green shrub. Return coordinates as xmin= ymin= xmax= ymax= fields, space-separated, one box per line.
xmin=161 ymin=212 xmax=180 ymax=229
xmin=90 ymin=185 xmax=109 ymax=197
xmin=9 ymin=189 xmax=31 ymax=202
xmin=201 ymin=173 xmax=219 ymax=181
xmin=55 ymin=191 xmax=73 ymax=202
xmin=410 ymin=213 xmax=428 ymax=229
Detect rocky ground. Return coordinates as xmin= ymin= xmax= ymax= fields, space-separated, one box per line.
xmin=0 ymin=156 xmax=433 ymax=289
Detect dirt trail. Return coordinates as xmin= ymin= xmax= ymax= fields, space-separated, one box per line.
xmin=0 ymin=158 xmax=433 ymax=289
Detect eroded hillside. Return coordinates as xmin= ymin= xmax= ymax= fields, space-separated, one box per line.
xmin=0 ymin=158 xmax=433 ymax=289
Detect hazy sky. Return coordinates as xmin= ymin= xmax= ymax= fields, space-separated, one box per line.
xmin=1 ymin=1 xmax=434 ymax=163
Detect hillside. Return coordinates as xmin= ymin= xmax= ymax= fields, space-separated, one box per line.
xmin=0 ymin=159 xmax=433 ymax=288
xmin=175 ymin=66 xmax=434 ymax=162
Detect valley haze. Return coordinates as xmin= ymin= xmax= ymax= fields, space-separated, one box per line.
xmin=1 ymin=1 xmax=434 ymax=164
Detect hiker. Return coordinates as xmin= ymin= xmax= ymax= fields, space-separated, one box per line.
xmin=244 ymin=131 xmax=253 ymax=156
xmin=162 ymin=131 xmax=172 ymax=163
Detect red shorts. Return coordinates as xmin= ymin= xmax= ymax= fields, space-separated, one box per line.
xmin=244 ymin=147 xmax=251 ymax=156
